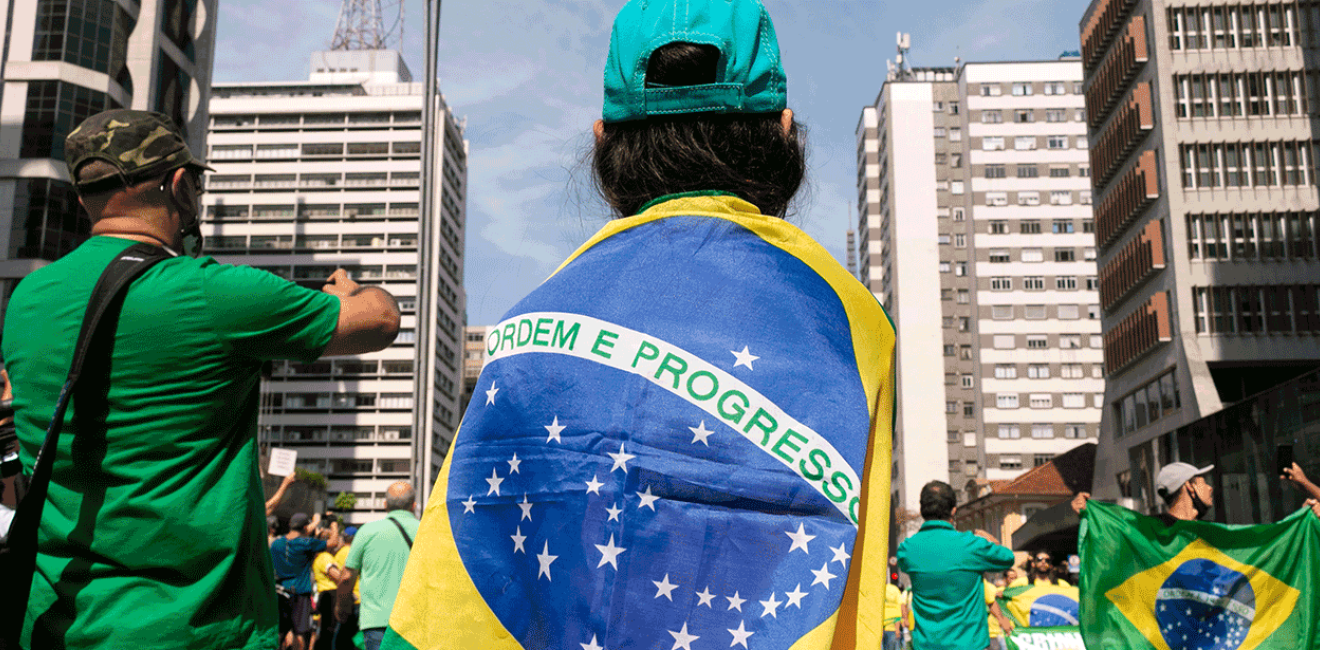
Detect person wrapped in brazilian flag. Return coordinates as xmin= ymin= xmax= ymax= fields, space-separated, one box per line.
xmin=382 ymin=2 xmax=896 ymax=649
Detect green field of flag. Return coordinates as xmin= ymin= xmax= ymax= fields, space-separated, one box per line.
xmin=1079 ymin=501 xmax=1320 ymax=650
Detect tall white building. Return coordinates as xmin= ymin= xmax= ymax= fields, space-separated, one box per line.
xmin=0 ymin=0 xmax=216 ymax=315
xmin=858 ymin=57 xmax=1102 ymax=544
xmin=204 ymin=50 xmax=467 ymax=522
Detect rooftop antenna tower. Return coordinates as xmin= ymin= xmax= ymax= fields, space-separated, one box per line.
xmin=887 ymin=32 xmax=912 ymax=82
xmin=331 ymin=0 xmax=405 ymax=50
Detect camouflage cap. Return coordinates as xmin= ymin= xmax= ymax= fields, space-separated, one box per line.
xmin=64 ymin=109 xmax=213 ymax=194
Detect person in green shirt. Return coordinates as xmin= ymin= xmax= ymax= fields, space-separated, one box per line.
xmin=897 ymin=481 xmax=1016 ymax=650
xmin=4 ymin=109 xmax=402 ymax=650
xmin=337 ymin=483 xmax=419 ymax=650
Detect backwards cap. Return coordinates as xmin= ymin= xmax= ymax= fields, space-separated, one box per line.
xmin=602 ymin=0 xmax=787 ymax=123
xmin=64 ymin=109 xmax=212 ymax=194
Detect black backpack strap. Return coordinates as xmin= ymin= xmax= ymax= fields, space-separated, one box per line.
xmin=1 ymin=242 xmax=172 ymax=638
xmin=387 ymin=517 xmax=414 ymax=548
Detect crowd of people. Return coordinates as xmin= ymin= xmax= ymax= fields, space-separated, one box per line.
xmin=883 ymin=458 xmax=1320 ymax=650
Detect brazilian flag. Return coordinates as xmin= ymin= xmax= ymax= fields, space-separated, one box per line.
xmin=999 ymin=582 xmax=1080 ymax=628
xmin=1079 ymin=501 xmax=1320 ymax=650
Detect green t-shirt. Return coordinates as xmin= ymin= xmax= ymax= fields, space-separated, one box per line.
xmin=3 ymin=236 xmax=340 ymax=650
xmin=345 ymin=510 xmax=419 ymax=630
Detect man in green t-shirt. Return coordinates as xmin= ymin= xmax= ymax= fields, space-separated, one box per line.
xmin=3 ymin=109 xmax=402 ymax=650
xmin=337 ymin=482 xmax=419 ymax=650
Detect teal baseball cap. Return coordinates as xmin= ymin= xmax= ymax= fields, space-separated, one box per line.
xmin=602 ymin=0 xmax=788 ymax=123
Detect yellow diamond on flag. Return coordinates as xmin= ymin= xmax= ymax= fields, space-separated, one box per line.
xmin=1105 ymin=538 xmax=1300 ymax=650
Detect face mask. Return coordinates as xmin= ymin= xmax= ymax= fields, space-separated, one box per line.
xmin=164 ymin=174 xmax=205 ymax=258
xmin=1190 ymin=484 xmax=1213 ymax=520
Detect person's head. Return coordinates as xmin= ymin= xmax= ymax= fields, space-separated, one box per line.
xmin=1156 ymin=462 xmax=1215 ymax=520
xmin=266 ymin=515 xmax=279 ymax=536
xmin=592 ymin=0 xmax=805 ymax=218
xmin=385 ymin=481 xmax=416 ymax=512
xmin=919 ymin=480 xmax=957 ymax=521
xmin=1005 ymin=568 xmax=1019 ymax=583
xmin=343 ymin=526 xmax=357 ymax=544
xmin=64 ymin=109 xmax=211 ymax=256
xmin=288 ymin=512 xmax=312 ymax=536
xmin=1031 ymin=551 xmax=1053 ymax=578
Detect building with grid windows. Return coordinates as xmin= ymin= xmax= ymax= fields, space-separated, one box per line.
xmin=203 ymin=49 xmax=467 ymax=522
xmin=1081 ymin=0 xmax=1320 ymax=508
xmin=0 ymin=0 xmax=215 ymax=318
xmin=858 ymin=57 xmax=1102 ymax=544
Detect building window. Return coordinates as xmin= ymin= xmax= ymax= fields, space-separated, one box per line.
xmin=1021 ymin=248 xmax=1043 ymax=263
xmin=985 ymin=192 xmax=1008 ymax=207
xmin=8 ymin=178 xmax=88 ymax=260
xmin=951 ymin=153 xmax=963 ymax=167
xmin=1000 ymin=455 xmax=1023 ymax=469
xmin=1055 ymin=248 xmax=1076 ymax=262
xmin=1045 ymin=109 xmax=1067 ymax=122
xmin=1057 ymin=305 xmax=1081 ymax=320
xmin=933 ymin=127 xmax=946 ymax=138
xmin=997 ymin=394 xmax=1020 ymax=409
xmin=950 ymin=181 xmax=965 ymax=195
xmin=995 ymin=364 xmax=1018 ymax=379
xmin=1014 ymin=110 xmax=1035 ymax=123
xmin=1021 ymin=220 xmax=1042 ymax=234
xmin=944 ymin=344 xmax=957 ymax=357
xmin=955 ymin=262 xmax=968 ymax=276
xmin=1049 ymin=167 xmax=1071 ymax=178
xmin=1012 ymin=83 xmax=1034 ymax=96
xmin=998 ymin=424 xmax=1021 ymax=439
xmin=961 ymin=374 xmax=974 ymax=388
xmin=1047 ymin=135 xmax=1068 ymax=150
xmin=1015 ymin=136 xmax=1037 ymax=151
xmin=949 ymin=128 xmax=962 ymax=142
xmin=982 ymin=136 xmax=1005 ymax=151
xmin=1043 ymin=82 xmax=1068 ymax=95
xmin=961 ymin=345 xmax=974 ymax=360
xmin=1029 ymin=394 xmax=1053 ymax=409
xmin=1057 ymin=276 xmax=1078 ymax=290
xmin=33 ymin=0 xmax=135 ymax=86
xmin=1017 ymin=164 xmax=1039 ymax=178
xmin=982 ymin=110 xmax=1003 ymax=124
xmin=939 ymin=261 xmax=952 ymax=273
xmin=989 ymin=220 xmax=1008 ymax=234
xmin=949 ymin=102 xmax=960 ymax=115
xmin=964 ymin=403 xmax=976 ymax=417
xmin=1024 ymin=305 xmax=1047 ymax=320
xmin=990 ymin=276 xmax=1013 ymax=290
xmin=1053 ymin=221 xmax=1075 ymax=235
xmin=993 ymin=334 xmax=1016 ymax=349
xmin=989 ymin=249 xmax=1012 ymax=263
xmin=1026 ymin=335 xmax=1048 ymax=349
xmin=1086 ymin=276 xmax=1099 ymax=290
xmin=992 ymin=305 xmax=1014 ymax=320
xmin=1032 ymin=424 xmax=1054 ymax=439
xmin=1027 ymin=363 xmax=1050 ymax=378
xmin=1062 ymin=393 xmax=1086 ymax=408
xmin=954 ymin=233 xmax=967 ymax=247
xmin=21 ymin=80 xmax=121 ymax=160
xmin=985 ymin=164 xmax=1007 ymax=179
xmin=1061 ymin=334 xmax=1083 ymax=349
xmin=981 ymin=84 xmax=1003 ymax=96
xmin=1034 ymin=454 xmax=1055 ymax=467
xmin=952 ymin=207 xmax=966 ymax=221
xmin=1061 ymin=363 xmax=1084 ymax=378
xmin=945 ymin=401 xmax=959 ymax=414
xmin=1018 ymin=191 xmax=1041 ymax=206
xmin=1064 ymin=424 xmax=1086 ymax=439
xmin=1024 ymin=276 xmax=1045 ymax=291
xmin=1049 ymin=191 xmax=1073 ymax=206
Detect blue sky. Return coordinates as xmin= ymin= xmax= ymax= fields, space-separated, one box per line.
xmin=213 ymin=0 xmax=1087 ymax=324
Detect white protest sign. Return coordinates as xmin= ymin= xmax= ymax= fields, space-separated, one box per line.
xmin=268 ymin=448 xmax=298 ymax=476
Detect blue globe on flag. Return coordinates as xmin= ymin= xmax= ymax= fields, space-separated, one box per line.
xmin=1154 ymin=559 xmax=1255 ymax=650
xmin=1029 ymin=593 xmax=1080 ymax=627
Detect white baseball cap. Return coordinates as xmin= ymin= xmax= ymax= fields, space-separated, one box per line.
xmin=1155 ymin=462 xmax=1214 ymax=499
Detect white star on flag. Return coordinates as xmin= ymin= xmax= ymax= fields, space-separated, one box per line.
xmin=811 ymin=563 xmax=837 ymax=590
xmin=518 ymin=494 xmax=534 ymax=521
xmin=786 ymin=523 xmax=816 ymax=553
xmin=606 ymin=503 xmax=623 ymax=522
xmin=585 ymin=475 xmax=604 ymax=495
xmin=730 ymin=345 xmax=760 ymax=370
xmin=695 ymin=586 xmax=716 ymax=607
xmin=507 ymin=453 xmax=522 ymax=474
xmin=581 ymin=635 xmax=604 ymax=650
xmin=688 ymin=421 xmax=714 ymax=445
xmin=759 ymin=592 xmax=782 ymax=618
xmin=653 ymin=574 xmax=679 ymax=600
xmin=668 ymin=623 xmax=699 ymax=650
xmin=485 ymin=469 xmax=504 ymax=496
xmin=461 ymin=495 xmax=476 ymax=514
xmin=728 ymin=621 xmax=754 ymax=649
xmin=595 ymin=534 xmax=626 ymax=570
xmin=510 ymin=526 xmax=526 ymax=554
xmin=608 ymin=443 xmax=636 ymax=473
xmin=785 ymin=584 xmax=808 ymax=608
xmin=544 ymin=416 xmax=566 ymax=443
xmin=637 ymin=486 xmax=660 ymax=510
xmin=536 ymin=541 xmax=557 ymax=581
xmin=726 ymin=591 xmax=746 ymax=612
xmin=830 ymin=543 xmax=851 ymax=565
xmin=485 ymin=383 xmax=499 ymax=405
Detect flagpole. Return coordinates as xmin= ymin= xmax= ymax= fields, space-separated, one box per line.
xmin=413 ymin=0 xmax=442 ymax=506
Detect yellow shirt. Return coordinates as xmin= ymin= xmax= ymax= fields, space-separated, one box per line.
xmin=985 ymin=581 xmax=1002 ymax=638
xmin=313 ymin=551 xmax=338 ymax=594
xmin=883 ymin=583 xmax=904 ymax=632
xmin=335 ymin=544 xmax=361 ymax=602
xmin=1008 ymin=575 xmax=1028 ymax=587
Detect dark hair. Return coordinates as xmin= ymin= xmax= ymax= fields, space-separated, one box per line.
xmin=919 ymin=480 xmax=957 ymax=521
xmin=592 ymin=42 xmax=806 ymax=218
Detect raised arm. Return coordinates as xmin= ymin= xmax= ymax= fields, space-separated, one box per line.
xmin=265 ymin=472 xmax=297 ymax=516
xmin=1282 ymin=464 xmax=1320 ymax=502
xmin=320 ymin=269 xmax=402 ymax=357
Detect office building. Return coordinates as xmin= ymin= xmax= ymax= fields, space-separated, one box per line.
xmin=0 ymin=0 xmax=216 ymax=316
xmin=461 ymin=325 xmax=491 ymax=415
xmin=1081 ymin=0 xmax=1320 ymax=504
xmin=858 ymin=56 xmax=1102 ymax=543
xmin=204 ymin=49 xmax=468 ymax=522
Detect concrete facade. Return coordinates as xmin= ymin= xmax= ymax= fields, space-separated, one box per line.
xmin=1081 ymin=0 xmax=1320 ymax=506
xmin=203 ymin=50 xmax=468 ymax=522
